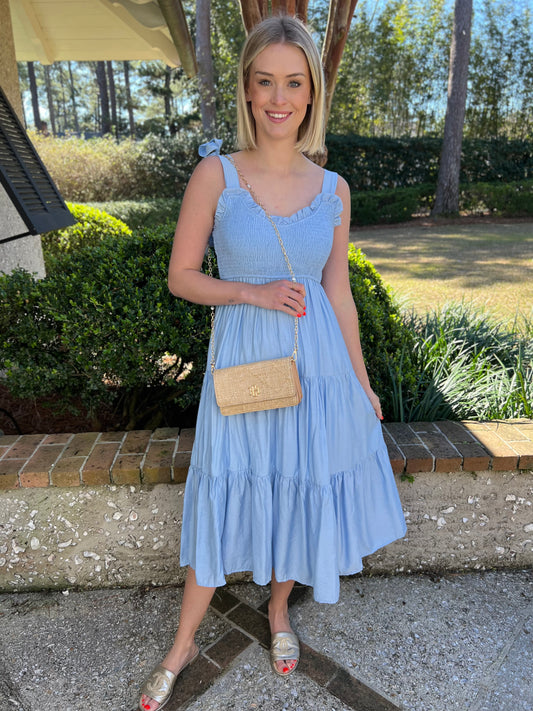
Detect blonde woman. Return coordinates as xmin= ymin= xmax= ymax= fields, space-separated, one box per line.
xmin=139 ymin=15 xmax=406 ymax=711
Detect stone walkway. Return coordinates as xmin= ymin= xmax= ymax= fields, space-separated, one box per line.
xmin=1 ymin=570 xmax=532 ymax=710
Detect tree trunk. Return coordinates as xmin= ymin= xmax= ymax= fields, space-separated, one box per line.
xmin=43 ymin=64 xmax=57 ymax=135
xmin=196 ymin=0 xmax=216 ymax=136
xmin=106 ymin=61 xmax=118 ymax=135
xmin=432 ymin=0 xmax=473 ymax=216
xmin=123 ymin=61 xmax=135 ymax=137
xmin=163 ymin=66 xmax=174 ymax=134
xmin=239 ymin=0 xmax=262 ymax=33
xmin=96 ymin=61 xmax=111 ymax=135
xmin=321 ymin=0 xmax=359 ymax=125
xmin=58 ymin=63 xmax=69 ymax=133
xmin=67 ymin=61 xmax=80 ymax=134
xmin=27 ymin=61 xmax=42 ymax=130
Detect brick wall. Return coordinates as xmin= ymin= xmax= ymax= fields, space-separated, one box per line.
xmin=1 ymin=420 xmax=532 ymax=592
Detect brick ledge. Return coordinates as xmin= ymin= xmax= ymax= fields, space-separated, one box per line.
xmin=0 ymin=420 xmax=532 ymax=490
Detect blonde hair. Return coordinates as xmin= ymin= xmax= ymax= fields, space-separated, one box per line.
xmin=236 ymin=15 xmax=326 ymax=154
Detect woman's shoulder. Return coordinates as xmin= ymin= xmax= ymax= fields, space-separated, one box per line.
xmin=187 ymin=155 xmax=225 ymax=198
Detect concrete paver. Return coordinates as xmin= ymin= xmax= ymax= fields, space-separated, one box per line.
xmin=0 ymin=569 xmax=531 ymax=711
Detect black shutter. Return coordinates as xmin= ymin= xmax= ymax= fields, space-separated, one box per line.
xmin=0 ymin=86 xmax=75 ymax=244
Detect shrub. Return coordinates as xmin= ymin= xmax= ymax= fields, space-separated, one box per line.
xmin=31 ymin=133 xmax=146 ymax=202
xmin=347 ymin=245 xmax=417 ymax=417
xmin=460 ymin=180 xmax=533 ymax=217
xmin=351 ymin=184 xmax=434 ymax=225
xmin=30 ymin=131 xmax=201 ymax=202
xmin=326 ymin=134 xmax=533 ymax=192
xmin=0 ymin=225 xmax=211 ymax=431
xmin=41 ymin=203 xmax=132 ymax=268
xmin=87 ymin=199 xmax=182 ymax=231
xmin=0 ymin=236 xmax=415 ymax=429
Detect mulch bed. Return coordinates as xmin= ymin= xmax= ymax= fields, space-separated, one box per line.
xmin=0 ymin=385 xmax=117 ymax=435
xmin=0 ymin=385 xmax=198 ymax=436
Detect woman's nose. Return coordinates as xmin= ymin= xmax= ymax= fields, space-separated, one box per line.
xmin=271 ymin=86 xmax=286 ymax=105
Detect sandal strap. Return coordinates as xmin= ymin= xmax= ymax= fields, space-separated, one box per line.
xmin=140 ymin=664 xmax=177 ymax=703
xmin=270 ymin=632 xmax=300 ymax=662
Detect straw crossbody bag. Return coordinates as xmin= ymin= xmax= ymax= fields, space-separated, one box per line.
xmin=209 ymin=155 xmax=302 ymax=416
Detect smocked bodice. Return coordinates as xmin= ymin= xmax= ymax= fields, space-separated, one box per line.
xmin=211 ymin=156 xmax=343 ymax=283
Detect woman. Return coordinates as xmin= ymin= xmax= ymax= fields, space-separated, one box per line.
xmin=139 ymin=15 xmax=406 ymax=711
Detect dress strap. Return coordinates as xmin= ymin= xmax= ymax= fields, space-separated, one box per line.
xmin=220 ymin=155 xmax=241 ymax=189
xmin=321 ymin=169 xmax=338 ymax=195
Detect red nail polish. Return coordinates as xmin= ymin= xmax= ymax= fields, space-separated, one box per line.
xmin=297 ymin=313 xmax=301 ymax=317
xmin=283 ymin=666 xmax=289 ymax=673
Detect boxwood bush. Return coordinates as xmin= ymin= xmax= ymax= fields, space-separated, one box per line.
xmin=87 ymin=198 xmax=182 ymax=231
xmin=348 ymin=245 xmax=417 ymax=416
xmin=0 ymin=225 xmax=211 ymax=431
xmin=41 ymin=203 xmax=132 ymax=269
xmin=0 ymin=231 xmax=415 ymax=429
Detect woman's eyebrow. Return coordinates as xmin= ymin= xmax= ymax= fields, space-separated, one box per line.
xmin=254 ymin=70 xmax=306 ymax=78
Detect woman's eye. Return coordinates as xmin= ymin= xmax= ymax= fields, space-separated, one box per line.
xmin=289 ymin=81 xmax=301 ymax=88
xmin=259 ymin=79 xmax=271 ymax=86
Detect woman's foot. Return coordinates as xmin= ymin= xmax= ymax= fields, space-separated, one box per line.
xmin=139 ymin=641 xmax=199 ymax=710
xmin=268 ymin=602 xmax=298 ymax=675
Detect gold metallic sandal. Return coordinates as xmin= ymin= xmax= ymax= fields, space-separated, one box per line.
xmin=270 ymin=632 xmax=300 ymax=677
xmin=139 ymin=646 xmax=199 ymax=710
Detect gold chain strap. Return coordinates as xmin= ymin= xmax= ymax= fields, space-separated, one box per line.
xmin=209 ymin=155 xmax=300 ymax=373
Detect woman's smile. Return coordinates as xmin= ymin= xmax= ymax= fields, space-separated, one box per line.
xmin=266 ymin=111 xmax=292 ymax=122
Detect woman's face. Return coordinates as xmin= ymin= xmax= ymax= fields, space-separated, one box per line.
xmin=245 ymin=42 xmax=312 ymax=144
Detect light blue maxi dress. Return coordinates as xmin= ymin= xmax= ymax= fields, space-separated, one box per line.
xmin=180 ymin=152 xmax=407 ymax=603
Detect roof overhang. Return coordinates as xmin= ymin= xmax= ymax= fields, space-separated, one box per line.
xmin=9 ymin=0 xmax=196 ymax=71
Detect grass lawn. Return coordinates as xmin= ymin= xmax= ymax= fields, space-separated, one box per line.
xmin=350 ymin=218 xmax=533 ymax=328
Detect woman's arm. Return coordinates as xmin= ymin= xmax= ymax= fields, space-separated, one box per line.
xmin=321 ymin=176 xmax=382 ymax=419
xmin=168 ymin=156 xmax=306 ymax=316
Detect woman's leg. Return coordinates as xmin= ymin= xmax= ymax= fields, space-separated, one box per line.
xmin=268 ymin=570 xmax=298 ymax=674
xmin=140 ymin=567 xmax=216 ymax=711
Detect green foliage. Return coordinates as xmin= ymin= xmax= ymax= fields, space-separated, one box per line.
xmin=31 ymin=131 xmax=200 ymax=202
xmin=393 ymin=304 xmax=533 ymax=421
xmin=348 ymin=179 xmax=533 ymax=226
xmin=326 ymin=134 xmax=533 ymax=192
xmin=211 ymin=0 xmax=245 ymax=140
xmin=460 ymin=180 xmax=533 ymax=217
xmin=0 ymin=226 xmax=211 ymax=431
xmin=351 ymin=184 xmax=434 ymax=225
xmin=466 ymin=0 xmax=533 ymax=139
xmin=41 ymin=203 xmax=132 ymax=268
xmin=329 ymin=0 xmax=450 ymax=137
xmin=87 ymin=199 xmax=182 ymax=231
xmin=347 ymin=245 xmax=417 ymax=418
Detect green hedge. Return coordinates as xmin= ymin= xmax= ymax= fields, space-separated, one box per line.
xmin=41 ymin=203 xmax=132 ymax=269
xmin=87 ymin=199 xmax=182 ymax=231
xmin=347 ymin=245 xmax=417 ymax=415
xmin=0 ymin=230 xmax=415 ymax=429
xmin=350 ymin=179 xmax=533 ymax=225
xmin=460 ymin=180 xmax=533 ymax=217
xmin=326 ymin=135 xmax=533 ymax=192
xmin=0 ymin=226 xmax=210 ymax=431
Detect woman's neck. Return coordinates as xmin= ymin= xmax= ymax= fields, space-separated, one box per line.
xmin=245 ymin=140 xmax=307 ymax=177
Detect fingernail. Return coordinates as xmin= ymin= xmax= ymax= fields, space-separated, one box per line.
xmin=297 ymin=313 xmax=301 ymax=318
xmin=380 ymin=416 xmax=384 ymax=420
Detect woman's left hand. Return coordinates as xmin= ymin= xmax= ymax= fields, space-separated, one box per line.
xmin=366 ymin=388 xmax=383 ymax=421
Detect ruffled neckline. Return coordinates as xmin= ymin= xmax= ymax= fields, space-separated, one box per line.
xmin=224 ymin=187 xmax=342 ymax=225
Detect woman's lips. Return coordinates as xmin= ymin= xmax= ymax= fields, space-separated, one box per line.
xmin=266 ymin=111 xmax=291 ymax=123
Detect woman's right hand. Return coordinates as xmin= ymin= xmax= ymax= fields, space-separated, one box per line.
xmin=251 ymin=279 xmax=306 ymax=317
